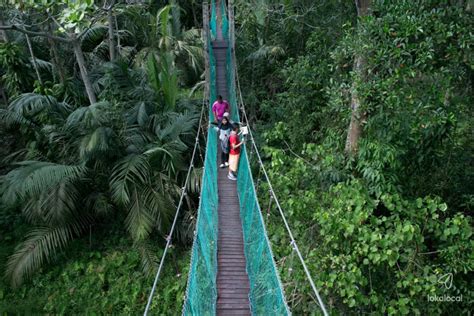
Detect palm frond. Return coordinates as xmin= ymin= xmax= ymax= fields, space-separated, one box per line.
xmin=187 ymin=167 xmax=203 ymax=194
xmin=189 ymin=80 xmax=205 ymax=97
xmin=170 ymin=1 xmax=181 ymax=37
xmin=123 ymin=125 xmax=156 ymax=153
xmin=84 ymin=191 xmax=114 ymax=216
xmin=79 ymin=127 xmax=118 ymax=161
xmin=21 ymin=180 xmax=83 ymax=227
xmin=176 ymin=41 xmax=203 ymax=73
xmin=8 ymin=93 xmax=57 ymax=117
xmin=136 ymin=239 xmax=159 ymax=277
xmin=1 ymin=161 xmax=87 ymax=207
xmin=246 ymin=45 xmax=285 ymax=61
xmin=182 ymin=28 xmax=200 ymax=42
xmin=157 ymin=110 xmax=199 ymax=141
xmin=125 ymin=101 xmax=153 ymax=127
xmin=81 ymin=25 xmax=108 ymax=53
xmin=110 ymin=154 xmax=151 ymax=205
xmin=30 ymin=58 xmax=52 ymax=73
xmin=145 ymin=53 xmax=161 ymax=98
xmin=119 ymin=5 xmax=151 ymax=47
xmin=157 ymin=5 xmax=172 ymax=41
xmin=124 ymin=186 xmax=154 ymax=241
xmin=65 ymin=101 xmax=110 ymax=129
xmin=124 ymin=185 xmax=174 ymax=241
xmin=158 ymin=52 xmax=179 ymax=109
xmin=0 ymin=109 xmax=33 ymax=128
xmin=144 ymin=140 xmax=187 ymax=176
xmin=1 ymin=149 xmax=29 ymax=166
xmin=5 ymin=225 xmax=83 ymax=287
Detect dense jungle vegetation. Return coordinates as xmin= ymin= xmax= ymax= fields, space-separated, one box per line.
xmin=0 ymin=0 xmax=472 ymax=314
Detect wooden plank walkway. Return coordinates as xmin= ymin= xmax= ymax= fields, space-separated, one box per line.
xmin=213 ymin=38 xmax=251 ymax=315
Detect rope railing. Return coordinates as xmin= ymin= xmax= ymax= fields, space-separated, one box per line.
xmin=143 ymin=101 xmax=205 ymax=316
xmin=233 ymin=50 xmax=329 ymax=316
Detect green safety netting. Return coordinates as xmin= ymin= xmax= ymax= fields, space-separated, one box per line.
xmin=210 ymin=0 xmax=228 ymax=40
xmin=225 ymin=12 xmax=289 ymax=316
xmin=182 ymin=35 xmax=219 ymax=315
xmin=221 ymin=0 xmax=229 ymax=41
xmin=210 ymin=1 xmax=216 ymax=40
xmin=183 ymin=1 xmax=289 ymax=314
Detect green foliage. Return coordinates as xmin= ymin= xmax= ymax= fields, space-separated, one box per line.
xmin=0 ymin=42 xmax=34 ymax=98
xmin=243 ymin=0 xmax=473 ymax=314
xmin=0 ymin=1 xmax=203 ymax=288
xmin=258 ymin=142 xmax=473 ymax=314
xmin=0 ymin=234 xmax=189 ymax=314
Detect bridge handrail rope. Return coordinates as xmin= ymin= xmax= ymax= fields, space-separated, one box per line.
xmin=143 ymin=100 xmax=206 ymax=316
xmin=233 ymin=51 xmax=329 ymax=316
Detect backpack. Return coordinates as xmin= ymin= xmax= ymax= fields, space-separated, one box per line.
xmin=221 ymin=132 xmax=230 ymax=153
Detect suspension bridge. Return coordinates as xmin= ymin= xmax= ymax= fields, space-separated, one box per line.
xmin=144 ymin=1 xmax=327 ymax=315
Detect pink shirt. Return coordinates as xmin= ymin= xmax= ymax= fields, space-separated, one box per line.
xmin=212 ymin=100 xmax=230 ymax=120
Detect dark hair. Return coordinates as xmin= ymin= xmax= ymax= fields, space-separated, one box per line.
xmin=217 ymin=95 xmax=223 ymax=100
xmin=232 ymin=123 xmax=239 ymax=131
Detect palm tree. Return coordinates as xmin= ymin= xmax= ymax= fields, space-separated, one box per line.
xmin=0 ymin=0 xmax=205 ymax=287
xmin=120 ymin=2 xmax=204 ymax=93
xmin=0 ymin=82 xmax=197 ymax=286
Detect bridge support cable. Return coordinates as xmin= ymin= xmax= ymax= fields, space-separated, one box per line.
xmin=233 ymin=52 xmax=329 ymax=316
xmin=143 ymin=102 xmax=206 ymax=316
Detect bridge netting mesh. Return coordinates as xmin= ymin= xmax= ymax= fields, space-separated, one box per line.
xmin=183 ymin=1 xmax=288 ymax=314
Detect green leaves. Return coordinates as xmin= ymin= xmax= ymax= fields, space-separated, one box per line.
xmin=110 ymin=154 xmax=173 ymax=242
xmin=0 ymin=0 xmax=203 ymax=294
xmin=110 ymin=154 xmax=151 ymax=206
xmin=5 ymin=225 xmax=80 ymax=288
xmin=1 ymin=161 xmax=87 ymax=207
xmin=66 ymin=101 xmax=110 ymax=130
xmin=0 ymin=236 xmax=189 ymax=313
xmin=145 ymin=52 xmax=179 ymax=110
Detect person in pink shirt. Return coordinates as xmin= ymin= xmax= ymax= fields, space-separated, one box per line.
xmin=212 ymin=95 xmax=230 ymax=122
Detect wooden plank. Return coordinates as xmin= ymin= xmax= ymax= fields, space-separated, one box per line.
xmin=218 ymin=288 xmax=250 ymax=294
xmin=218 ymin=245 xmax=245 ymax=249
xmin=218 ymin=251 xmax=245 ymax=255
xmin=217 ymin=283 xmax=250 ymax=289
xmin=219 ymin=271 xmax=249 ymax=276
xmin=217 ymin=309 xmax=251 ymax=316
xmin=218 ymin=258 xmax=245 ymax=263
xmin=218 ymin=292 xmax=249 ymax=299
xmin=218 ymin=276 xmax=250 ymax=282
xmin=218 ymin=298 xmax=251 ymax=304
xmin=218 ymin=268 xmax=247 ymax=271
xmin=217 ymin=303 xmax=250 ymax=310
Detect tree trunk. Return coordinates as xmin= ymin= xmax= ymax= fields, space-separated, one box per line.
xmin=345 ymin=56 xmax=366 ymax=154
xmin=25 ymin=34 xmax=43 ymax=86
xmin=345 ymin=0 xmax=371 ymax=155
xmin=192 ymin=0 xmax=199 ymax=27
xmin=0 ymin=85 xmax=7 ymax=106
xmin=0 ymin=12 xmax=8 ymax=43
xmin=107 ymin=1 xmax=116 ymax=61
xmin=0 ymin=14 xmax=9 ymax=105
xmin=48 ymin=23 xmax=66 ymax=84
xmin=72 ymin=38 xmax=97 ymax=105
xmin=114 ymin=15 xmax=121 ymax=56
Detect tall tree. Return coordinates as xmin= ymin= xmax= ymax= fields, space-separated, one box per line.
xmin=24 ymin=34 xmax=43 ymax=86
xmin=0 ymin=1 xmax=99 ymax=105
xmin=105 ymin=0 xmax=117 ymax=61
xmin=344 ymin=0 xmax=371 ymax=155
